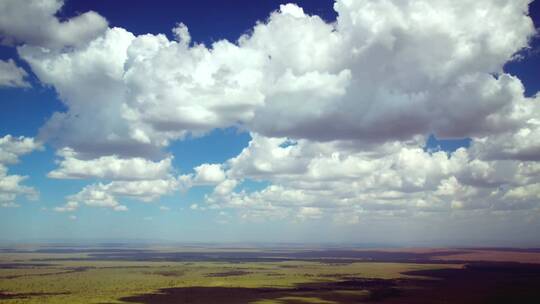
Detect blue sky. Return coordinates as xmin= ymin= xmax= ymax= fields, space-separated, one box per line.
xmin=0 ymin=0 xmax=539 ymax=245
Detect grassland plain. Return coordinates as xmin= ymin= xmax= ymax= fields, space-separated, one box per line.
xmin=2 ymin=246 xmax=540 ymax=303
xmin=0 ymin=249 xmax=460 ymax=304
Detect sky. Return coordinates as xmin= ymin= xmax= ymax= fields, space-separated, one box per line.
xmin=0 ymin=0 xmax=539 ymax=246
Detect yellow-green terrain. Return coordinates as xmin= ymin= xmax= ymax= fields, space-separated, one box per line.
xmin=0 ymin=249 xmax=459 ymax=304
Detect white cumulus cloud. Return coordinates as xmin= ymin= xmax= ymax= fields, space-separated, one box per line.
xmin=6 ymin=0 xmax=539 ymax=225
xmin=0 ymin=59 xmax=30 ymax=87
xmin=48 ymin=147 xmax=174 ymax=180
xmin=0 ymin=135 xmax=41 ymax=207
xmin=0 ymin=0 xmax=107 ymax=48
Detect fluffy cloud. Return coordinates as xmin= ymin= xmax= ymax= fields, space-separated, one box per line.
xmin=297 ymin=207 xmax=323 ymax=221
xmin=56 ymin=178 xmax=183 ymax=212
xmin=200 ymin=133 xmax=540 ymax=221
xmin=245 ymin=0 xmax=534 ymax=142
xmin=469 ymin=98 xmax=540 ymax=161
xmin=48 ymin=148 xmax=173 ymax=180
xmin=17 ymin=0 xmax=535 ymax=160
xmin=54 ymin=201 xmax=78 ymax=213
xmin=0 ymin=59 xmax=30 ymax=87
xmin=18 ymin=28 xmax=143 ymax=159
xmin=8 ymin=1 xmax=539 ymax=222
xmin=0 ymin=167 xmax=38 ymax=207
xmin=192 ymin=164 xmax=226 ymax=185
xmin=0 ymin=135 xmax=41 ymax=207
xmin=18 ymin=25 xmax=264 ymax=158
xmin=47 ymin=148 xmax=181 ymax=212
xmin=99 ymin=179 xmax=180 ymax=202
xmin=53 ymin=172 xmax=182 ymax=212
xmin=0 ymin=135 xmax=41 ymax=164
xmin=0 ymin=0 xmax=107 ymax=48
xmin=64 ymin=184 xmax=127 ymax=212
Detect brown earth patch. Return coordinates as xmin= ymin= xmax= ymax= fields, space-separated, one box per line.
xmin=205 ymin=270 xmax=253 ymax=277
xmin=0 ymin=291 xmax=70 ymax=300
xmin=432 ymin=250 xmax=540 ymax=264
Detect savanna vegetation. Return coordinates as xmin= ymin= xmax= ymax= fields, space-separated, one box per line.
xmin=1 ymin=246 xmax=540 ymax=303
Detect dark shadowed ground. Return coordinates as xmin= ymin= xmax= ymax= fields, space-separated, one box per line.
xmin=120 ymin=262 xmax=540 ymax=304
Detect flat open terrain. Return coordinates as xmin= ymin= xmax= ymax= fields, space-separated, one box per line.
xmin=1 ymin=245 xmax=540 ymax=303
